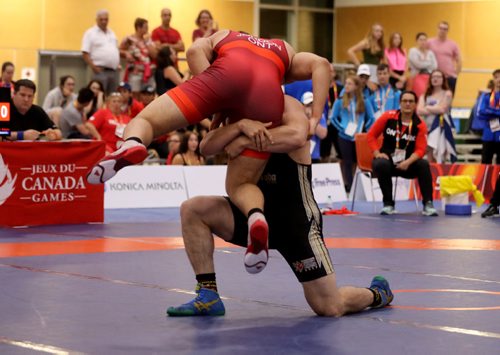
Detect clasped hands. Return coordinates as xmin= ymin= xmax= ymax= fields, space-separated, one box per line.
xmin=374 ymin=152 xmax=411 ymax=171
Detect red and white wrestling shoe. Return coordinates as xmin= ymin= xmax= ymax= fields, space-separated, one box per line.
xmin=87 ymin=140 xmax=148 ymax=184
xmin=244 ymin=218 xmax=269 ymax=274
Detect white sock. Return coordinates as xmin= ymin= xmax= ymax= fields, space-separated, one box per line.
xmin=121 ymin=139 xmax=142 ymax=149
xmin=248 ymin=211 xmax=265 ymax=228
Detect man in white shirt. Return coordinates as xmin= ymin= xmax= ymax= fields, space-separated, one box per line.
xmin=81 ymin=9 xmax=120 ymax=94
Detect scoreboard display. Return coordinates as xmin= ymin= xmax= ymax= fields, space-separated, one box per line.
xmin=0 ymin=87 xmax=11 ymax=136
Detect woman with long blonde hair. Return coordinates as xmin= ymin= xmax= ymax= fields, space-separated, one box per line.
xmin=330 ymin=76 xmax=375 ymax=192
xmin=347 ymin=23 xmax=385 ymax=84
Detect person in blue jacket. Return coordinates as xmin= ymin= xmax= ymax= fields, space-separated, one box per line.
xmin=284 ymin=79 xmax=329 ymax=123
xmin=477 ymin=69 xmax=500 ymax=164
xmin=330 ymin=75 xmax=375 ymax=192
xmin=300 ymin=91 xmax=327 ymax=163
xmin=370 ymin=64 xmax=401 ymax=119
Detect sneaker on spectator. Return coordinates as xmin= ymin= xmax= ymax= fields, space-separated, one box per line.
xmin=166 ymin=288 xmax=225 ymax=316
xmin=422 ymin=201 xmax=438 ymax=216
xmin=380 ymin=205 xmax=395 ymax=215
xmin=87 ymin=140 xmax=147 ymax=184
xmin=481 ymin=204 xmax=499 ymax=218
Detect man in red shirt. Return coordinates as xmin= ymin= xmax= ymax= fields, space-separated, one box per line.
xmin=151 ymin=8 xmax=185 ymax=55
xmin=367 ymin=91 xmax=438 ymax=216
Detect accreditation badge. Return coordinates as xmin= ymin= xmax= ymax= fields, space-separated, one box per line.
xmin=392 ymin=149 xmax=406 ymax=164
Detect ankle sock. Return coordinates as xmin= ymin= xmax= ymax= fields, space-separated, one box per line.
xmin=125 ymin=137 xmax=143 ymax=144
xmin=248 ymin=208 xmax=265 ymax=229
xmin=368 ymin=287 xmax=382 ymax=308
xmin=196 ymin=273 xmax=218 ymax=292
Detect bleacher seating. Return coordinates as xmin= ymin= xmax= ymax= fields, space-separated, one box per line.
xmin=450 ymin=107 xmax=482 ymax=163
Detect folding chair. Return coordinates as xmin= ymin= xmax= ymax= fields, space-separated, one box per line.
xmin=351 ymin=133 xmax=419 ymax=212
xmin=351 ymin=133 xmax=379 ymax=212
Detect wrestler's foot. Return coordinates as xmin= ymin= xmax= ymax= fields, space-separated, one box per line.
xmin=86 ymin=140 xmax=148 ymax=184
xmin=369 ymin=275 xmax=394 ymax=308
xmin=166 ymin=288 xmax=225 ymax=316
xmin=244 ymin=217 xmax=269 ymax=274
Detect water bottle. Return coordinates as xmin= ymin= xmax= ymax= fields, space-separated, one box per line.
xmin=326 ymin=195 xmax=334 ymax=210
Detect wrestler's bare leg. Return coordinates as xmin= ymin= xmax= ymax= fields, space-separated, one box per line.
xmin=177 ymin=195 xmax=393 ymax=317
xmin=87 ymin=94 xmax=191 ymax=184
xmin=225 ymin=155 xmax=268 ymax=274
xmin=167 ymin=196 xmax=233 ymax=317
xmin=302 ymin=274 xmax=374 ymax=317
xmin=180 ymin=196 xmax=236 ymax=275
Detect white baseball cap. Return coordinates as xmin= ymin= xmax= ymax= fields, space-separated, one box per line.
xmin=357 ymin=64 xmax=371 ymax=76
xmin=301 ymin=91 xmax=314 ymax=105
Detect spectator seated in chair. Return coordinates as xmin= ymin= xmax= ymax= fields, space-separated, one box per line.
xmin=366 ymin=90 xmax=438 ymax=216
xmin=7 ymin=79 xmax=62 ymax=141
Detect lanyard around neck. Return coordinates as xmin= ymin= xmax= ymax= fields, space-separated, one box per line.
xmin=376 ymin=86 xmax=391 ymax=109
xmin=349 ymin=100 xmax=358 ymax=122
xmin=396 ymin=113 xmax=413 ymax=150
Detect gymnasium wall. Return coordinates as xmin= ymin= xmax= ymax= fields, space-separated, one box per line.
xmin=335 ymin=0 xmax=500 ymax=107
xmin=0 ymin=0 xmax=253 ymax=95
xmin=1 ymin=0 xmax=498 ymax=107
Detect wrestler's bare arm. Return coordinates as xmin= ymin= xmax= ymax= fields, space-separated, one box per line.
xmin=284 ymin=47 xmax=331 ymax=136
xmin=186 ymin=30 xmax=230 ymax=75
xmin=201 ymin=96 xmax=308 ymax=157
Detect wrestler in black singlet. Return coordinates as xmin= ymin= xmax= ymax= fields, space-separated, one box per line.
xmin=227 ymin=153 xmax=334 ymax=282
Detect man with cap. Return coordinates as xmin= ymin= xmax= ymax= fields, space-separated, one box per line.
xmin=118 ymin=82 xmax=144 ymax=118
xmin=301 ymin=91 xmax=327 ymax=163
xmin=283 ymin=79 xmax=330 ymax=162
xmin=139 ymin=85 xmax=156 ymax=106
xmin=356 ymin=64 xmax=377 ymax=99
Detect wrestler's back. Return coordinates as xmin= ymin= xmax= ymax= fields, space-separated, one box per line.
xmin=209 ymin=31 xmax=290 ymax=125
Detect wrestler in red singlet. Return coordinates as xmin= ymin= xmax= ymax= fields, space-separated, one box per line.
xmin=167 ymin=31 xmax=290 ymax=128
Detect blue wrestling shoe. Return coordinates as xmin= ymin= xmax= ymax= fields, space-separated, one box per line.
xmin=369 ymin=276 xmax=394 ymax=308
xmin=166 ymin=288 xmax=225 ymax=316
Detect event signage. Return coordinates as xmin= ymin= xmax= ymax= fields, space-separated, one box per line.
xmin=0 ymin=141 xmax=105 ymax=227
xmin=311 ymin=163 xmax=347 ymax=202
xmin=103 ymin=163 xmax=347 ymax=208
xmin=104 ymin=165 xmax=187 ymax=208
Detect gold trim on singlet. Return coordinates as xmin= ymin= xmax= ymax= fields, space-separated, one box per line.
xmin=297 ymin=165 xmax=334 ymax=274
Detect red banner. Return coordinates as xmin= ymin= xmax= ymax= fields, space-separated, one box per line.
xmin=0 ymin=141 xmax=105 ymax=227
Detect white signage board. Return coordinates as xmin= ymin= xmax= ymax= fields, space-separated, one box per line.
xmin=104 ymin=166 xmax=187 ymax=208
xmin=183 ymin=165 xmax=227 ymax=198
xmin=104 ymin=163 xmax=351 ymax=209
xmin=311 ymin=163 xmax=347 ymax=203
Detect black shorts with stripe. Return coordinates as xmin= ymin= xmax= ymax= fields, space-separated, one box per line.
xmin=226 ymin=153 xmax=334 ymax=283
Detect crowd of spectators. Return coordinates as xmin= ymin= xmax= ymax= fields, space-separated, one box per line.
xmin=1 ymin=12 xmax=498 ymax=199
xmin=0 ymin=7 xmax=208 ymax=165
